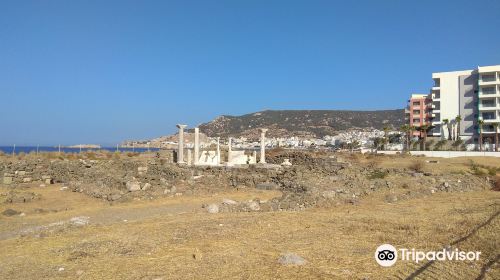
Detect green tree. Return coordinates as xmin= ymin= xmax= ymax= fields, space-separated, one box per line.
xmin=400 ymin=124 xmax=410 ymax=151
xmin=443 ymin=119 xmax=451 ymax=140
xmin=478 ymin=119 xmax=484 ymax=151
xmin=493 ymin=122 xmax=499 ymax=152
xmin=417 ymin=124 xmax=431 ymax=151
xmin=455 ymin=115 xmax=462 ymax=141
xmin=382 ymin=126 xmax=390 ymax=150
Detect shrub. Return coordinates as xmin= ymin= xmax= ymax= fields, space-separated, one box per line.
xmin=409 ymin=160 xmax=425 ymax=172
xmin=488 ymin=168 xmax=497 ymax=176
xmin=426 ymin=139 xmax=435 ymax=150
xmin=469 ymin=160 xmax=493 ymax=176
xmin=368 ymin=170 xmax=388 ymax=179
xmin=434 ymin=140 xmax=447 ymax=151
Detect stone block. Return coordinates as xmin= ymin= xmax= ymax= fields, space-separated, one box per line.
xmin=3 ymin=177 xmax=13 ymax=185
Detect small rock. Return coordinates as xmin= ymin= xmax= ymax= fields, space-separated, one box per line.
xmin=58 ymin=267 xmax=65 ymax=272
xmin=109 ymin=194 xmax=122 ymax=201
xmin=3 ymin=177 xmax=13 ymax=185
xmin=126 ymin=181 xmax=141 ymax=192
xmin=192 ymin=248 xmax=203 ymax=260
xmin=60 ymin=186 xmax=68 ymax=191
xmin=321 ymin=191 xmax=336 ymax=199
xmin=256 ymin=182 xmax=279 ymax=190
xmin=142 ymin=183 xmax=151 ymax=190
xmin=246 ymin=201 xmax=260 ymax=211
xmin=278 ymin=253 xmax=307 ymax=265
xmin=23 ymin=177 xmax=32 ymax=183
xmin=206 ymin=203 xmax=219 ymax=214
xmin=70 ymin=216 xmax=89 ymax=226
xmin=222 ymin=198 xmax=238 ymax=205
xmin=39 ymin=184 xmax=46 ymax=188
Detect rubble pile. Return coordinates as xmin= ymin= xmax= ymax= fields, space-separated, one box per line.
xmin=0 ymin=152 xmax=495 ymax=209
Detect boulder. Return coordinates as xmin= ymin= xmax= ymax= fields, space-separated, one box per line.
xmin=206 ymin=203 xmax=219 ymax=214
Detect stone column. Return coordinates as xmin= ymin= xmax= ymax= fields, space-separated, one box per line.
xmin=176 ymin=124 xmax=187 ymax=163
xmin=187 ymin=149 xmax=192 ymax=166
xmin=194 ymin=127 xmax=200 ymax=165
xmin=227 ymin=137 xmax=232 ymax=163
xmin=216 ymin=137 xmax=221 ymax=165
xmin=260 ymin=128 xmax=268 ymax=163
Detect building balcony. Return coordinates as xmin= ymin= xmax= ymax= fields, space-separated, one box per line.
xmin=478 ymin=93 xmax=500 ymax=98
xmin=479 ymin=104 xmax=500 ymax=111
xmin=482 ymin=129 xmax=499 ymax=134
xmin=478 ymin=78 xmax=499 ymax=86
xmin=483 ymin=118 xmax=500 ymax=124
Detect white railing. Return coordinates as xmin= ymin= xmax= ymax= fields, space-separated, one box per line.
xmin=377 ymin=150 xmax=500 ymax=158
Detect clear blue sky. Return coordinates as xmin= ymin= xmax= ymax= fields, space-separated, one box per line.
xmin=1 ymin=0 xmax=499 ymax=145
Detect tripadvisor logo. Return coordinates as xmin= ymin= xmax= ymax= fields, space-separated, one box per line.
xmin=375 ymin=244 xmax=397 ymax=267
xmin=375 ymin=244 xmax=481 ymax=267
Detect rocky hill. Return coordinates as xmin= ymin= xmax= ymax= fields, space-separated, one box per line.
xmin=196 ymin=109 xmax=404 ymax=139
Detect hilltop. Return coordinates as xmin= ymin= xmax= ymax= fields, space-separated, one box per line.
xmin=197 ymin=109 xmax=404 ymax=139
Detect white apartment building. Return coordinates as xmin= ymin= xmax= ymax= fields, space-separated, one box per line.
xmin=478 ymin=65 xmax=500 ymax=138
xmin=408 ymin=64 xmax=500 ymax=145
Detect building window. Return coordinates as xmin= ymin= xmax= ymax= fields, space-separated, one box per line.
xmin=412 ymin=102 xmax=420 ymax=106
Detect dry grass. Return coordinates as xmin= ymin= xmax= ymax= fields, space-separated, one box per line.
xmin=0 ymin=185 xmax=499 ymax=279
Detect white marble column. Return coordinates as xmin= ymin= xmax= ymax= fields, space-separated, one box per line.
xmin=187 ymin=149 xmax=192 ymax=166
xmin=194 ymin=127 xmax=200 ymax=165
xmin=176 ymin=124 xmax=187 ymax=163
xmin=227 ymin=137 xmax=232 ymax=163
xmin=216 ymin=137 xmax=221 ymax=165
xmin=260 ymin=128 xmax=268 ymax=163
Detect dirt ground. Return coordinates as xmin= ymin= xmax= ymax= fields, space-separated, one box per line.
xmin=0 ymin=155 xmax=499 ymax=279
